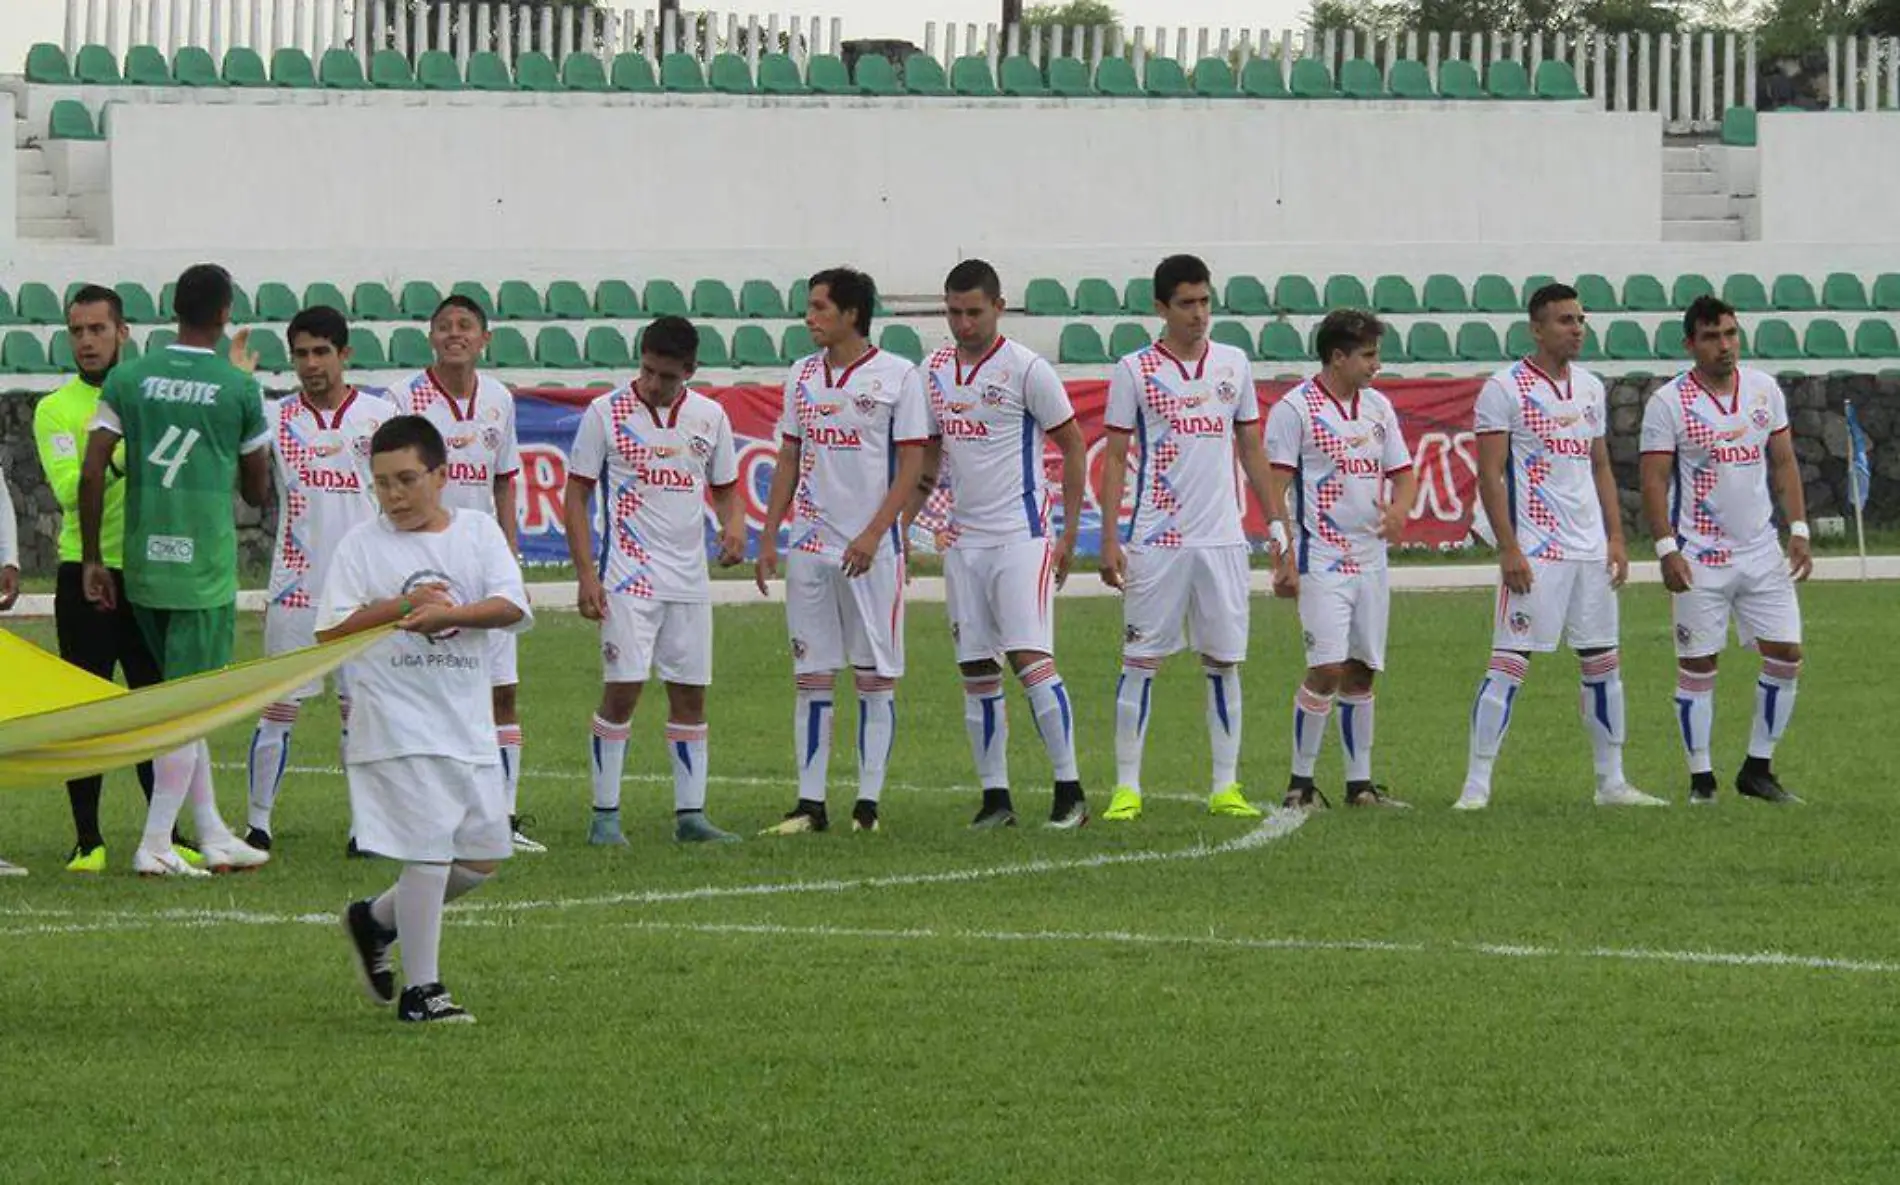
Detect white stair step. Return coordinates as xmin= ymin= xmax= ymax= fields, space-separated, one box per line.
xmin=1661 ymin=145 xmax=1703 ymax=170
xmin=19 ymin=193 xmax=68 ymax=218
xmin=1662 ymin=193 xmax=1732 ymax=220
xmin=19 ymin=216 xmax=93 ymax=241
xmin=1661 ymin=218 xmax=1743 ymax=243
xmin=1663 ymin=169 xmax=1720 ymax=195
xmin=17 ymin=171 xmax=55 ymax=196
xmin=15 ymin=145 xmax=43 ymax=168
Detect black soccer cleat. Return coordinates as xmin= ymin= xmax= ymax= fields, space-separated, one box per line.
xmin=761 ymin=800 xmax=829 ymax=836
xmin=1687 ymin=771 xmax=1719 ymax=806
xmin=342 ymin=899 xmax=397 ymax=1007
xmin=398 ymin=982 xmax=475 ymax=1025
xmin=851 ymin=799 xmax=881 ymax=833
xmin=1735 ymin=761 xmax=1802 ymax=804
xmin=244 ymin=827 xmax=273 ymax=852
xmin=1283 ymin=775 xmax=1330 ymax=811
xmin=971 ymin=788 xmax=1018 ymax=831
xmin=1345 ymin=781 xmax=1412 ymax=809
xmin=1047 ymin=780 xmax=1088 ymax=830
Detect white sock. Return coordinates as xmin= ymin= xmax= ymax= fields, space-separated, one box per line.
xmin=795 ymin=673 xmax=835 ymax=806
xmin=445 ymin=863 xmax=491 ymax=902
xmin=186 ymin=740 xmax=234 ymax=846
xmin=141 ymin=744 xmax=197 ymax=854
xmin=668 ymin=721 xmax=709 ymax=813
xmin=1020 ymin=658 xmax=1079 ymax=782
xmin=1466 ymin=652 xmax=1528 ymax=792
xmin=338 ymin=695 xmax=352 ymax=767
xmin=590 ymin=714 xmax=631 ymax=811
xmin=1291 ymin=684 xmax=1333 ymax=779
xmin=496 ymin=724 xmax=523 ymax=816
xmin=854 ymin=672 xmax=896 ymax=804
xmin=246 ymin=701 xmax=298 ymax=832
xmin=1749 ymin=656 xmax=1801 ymax=760
xmin=394 ymin=862 xmax=450 ymax=988
xmin=1675 ymin=666 xmax=1717 ymax=775
xmin=963 ymin=673 xmax=1010 ymax=790
xmin=1113 ymin=657 xmax=1159 ymax=791
xmin=1204 ymin=662 xmax=1242 ymax=791
xmin=1337 ymin=692 xmax=1374 ymax=784
xmin=1579 ymin=651 xmax=1627 ymax=787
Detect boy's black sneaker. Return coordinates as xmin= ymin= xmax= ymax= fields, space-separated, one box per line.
xmin=341 ymin=899 xmax=396 ymax=1007
xmin=398 ymin=982 xmax=475 ymax=1025
xmin=1736 ymin=760 xmax=1801 ymax=804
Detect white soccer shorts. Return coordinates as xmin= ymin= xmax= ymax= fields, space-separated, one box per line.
xmin=1671 ymin=545 xmax=1803 ymax=658
xmin=488 ymin=629 xmax=519 ymax=688
xmin=263 ymin=603 xmax=347 ymax=702
xmin=599 ymin=594 xmax=712 ymax=686
xmin=347 ymin=755 xmax=513 ymax=863
xmin=1298 ymin=566 xmax=1390 ymax=670
xmin=785 ymin=549 xmax=906 ymax=678
xmin=1121 ymin=543 xmax=1251 ymax=664
xmin=943 ymin=538 xmax=1058 ymax=664
xmin=1491 ymin=556 xmax=1619 ymax=653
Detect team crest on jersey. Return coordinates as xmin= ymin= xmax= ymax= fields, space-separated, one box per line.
xmin=353 ymin=434 xmax=373 ymax=458
xmin=853 ymin=394 xmax=878 ymax=416
xmin=308 ymin=434 xmax=345 ymax=458
xmin=1582 ymin=405 xmax=1600 ymax=428
xmin=482 ymin=427 xmax=503 ymax=452
xmin=1750 ymin=408 xmax=1771 ymax=430
xmin=602 ymin=641 xmax=620 ymax=663
xmin=1371 ymin=422 xmax=1387 ymax=444
xmin=981 ymin=385 xmax=1008 ymax=408
xmin=1216 ymin=381 xmax=1239 ymax=405
xmin=688 ymin=434 xmax=713 ymax=460
xmin=1508 ymin=611 xmax=1531 ymax=635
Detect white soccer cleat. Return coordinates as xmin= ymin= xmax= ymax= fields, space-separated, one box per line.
xmin=1452 ymin=785 xmax=1491 ymax=811
xmin=198 ymin=835 xmax=272 ymax=872
xmin=0 ymin=856 xmax=27 ymax=877
xmin=134 ymin=846 xmax=212 ymax=878
xmin=1594 ymin=782 xmax=1669 ymax=807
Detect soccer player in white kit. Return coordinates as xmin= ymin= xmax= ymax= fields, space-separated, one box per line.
xmin=563 ymin=316 xmax=749 ymax=845
xmin=1264 ymin=310 xmax=1418 ymax=810
xmin=1640 ymin=296 xmax=1812 ymax=804
xmin=1456 ymin=283 xmax=1663 ymax=810
xmin=909 ymin=260 xmax=1090 ymax=830
xmin=389 ymin=296 xmax=541 ymax=853
xmin=244 ymin=307 xmax=396 ymax=851
xmin=1096 ymin=255 xmax=1281 ymax=823
xmin=755 ymin=268 xmax=929 ymax=834
xmin=0 ymin=460 xmax=21 ymax=874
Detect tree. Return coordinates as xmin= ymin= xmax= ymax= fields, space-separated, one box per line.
xmin=1020 ymin=1 xmax=1121 ymax=30
xmin=1306 ymin=0 xmax=1679 ymax=35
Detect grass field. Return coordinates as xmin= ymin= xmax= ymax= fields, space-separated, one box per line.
xmin=3 ymin=584 xmax=1898 ymax=1183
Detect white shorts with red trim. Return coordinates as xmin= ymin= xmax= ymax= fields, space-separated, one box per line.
xmin=1491 ymin=556 xmax=1618 ymax=653
xmin=1671 ymin=544 xmax=1802 ymax=657
xmin=785 ymin=549 xmax=905 ymax=678
xmin=1297 ymin=566 xmax=1390 ymax=670
xmin=264 ymin=603 xmax=348 ymax=702
xmin=1121 ymin=543 xmax=1251 ymax=664
xmin=600 ymin=594 xmax=712 ymax=686
xmin=943 ymin=539 xmax=1057 ymax=664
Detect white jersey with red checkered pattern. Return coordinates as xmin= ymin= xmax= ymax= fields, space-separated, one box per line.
xmin=1265 ymin=378 xmax=1411 ymax=575
xmin=921 ymin=337 xmax=1074 ymax=548
xmin=389 ymin=369 xmax=521 ymax=518
xmin=1473 ymin=359 xmax=1609 ymax=562
xmin=569 ymin=387 xmax=737 ymax=602
xmin=776 ymin=346 xmax=929 ymax=559
xmin=265 ymin=389 xmax=396 ymax=609
xmin=1639 ymin=366 xmax=1789 ymax=567
xmin=1103 ymin=340 xmax=1260 ymax=549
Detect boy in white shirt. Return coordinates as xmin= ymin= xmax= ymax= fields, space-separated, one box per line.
xmin=324 ymin=415 xmax=532 ymax=1025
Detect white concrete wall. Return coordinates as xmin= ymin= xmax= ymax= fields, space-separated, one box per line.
xmin=0 ymin=91 xmax=16 ymax=248
xmin=1758 ymin=113 xmax=1900 ymax=244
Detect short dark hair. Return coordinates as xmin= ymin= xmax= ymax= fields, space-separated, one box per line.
xmin=1315 ymin=309 xmax=1384 ymax=365
xmin=1683 ymin=294 xmax=1738 ymax=340
xmin=944 ymin=259 xmax=1002 ymax=301
xmin=810 ymin=267 xmax=877 ymax=337
xmin=370 ymin=414 xmax=447 ymax=470
xmin=287 ymin=305 xmax=350 ymax=350
xmin=1528 ymin=282 xmax=1581 ymax=320
xmin=642 ymin=315 xmax=699 ymax=366
xmin=67 ymin=284 xmax=124 ymax=324
xmin=1154 ymin=254 xmax=1212 ymax=307
xmin=430 ymin=294 xmax=489 ymax=331
xmin=173 ymin=263 xmax=234 ymax=331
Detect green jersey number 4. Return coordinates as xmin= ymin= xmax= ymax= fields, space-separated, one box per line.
xmin=147 ymin=425 xmax=203 ymax=489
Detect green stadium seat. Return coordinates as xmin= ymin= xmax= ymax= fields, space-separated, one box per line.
xmin=1372 ymin=275 xmax=1420 ymax=313
xmin=950 ymin=54 xmax=999 ymax=96
xmin=644 ymin=280 xmax=689 ymax=317
xmin=1094 ymin=57 xmax=1141 ymax=97
xmin=224 ymin=285 xmax=254 ymax=326
xmin=1533 ymin=60 xmax=1584 ymax=99
xmin=854 ymin=54 xmax=901 ymax=95
xmin=1720 ymin=105 xmax=1757 ymax=146
xmin=48 ymin=330 xmax=75 ymax=371
xmin=1519 ymin=274 xmax=1556 ymax=305
xmin=1224 ymin=275 xmax=1272 ymax=316
xmin=1486 ymin=59 xmax=1531 ymax=98
xmin=610 ymin=53 xmax=658 ymax=92
xmin=739 ymin=280 xmax=788 ymax=319
xmin=271 ymin=48 xmax=317 ymax=87
xmin=709 ymin=53 xmax=755 ymax=94
xmin=250 ymin=331 xmax=291 ymax=372
xmin=696 ymin=326 xmax=730 ymax=367
xmin=1722 ymin=274 xmax=1770 ymax=312
xmin=1191 ymin=57 xmax=1238 ymax=98
xmin=534 ymin=326 xmax=584 ymax=368
xmin=1604 ymin=320 xmax=1653 ymax=360
xmin=449 ymin=281 xmax=494 ymax=319
xmin=390 ymin=328 xmax=433 ymax=369
xmin=415 ymin=50 xmax=461 ymax=90
xmin=1471 ymin=274 xmax=1518 ymax=313
xmin=75 ymin=44 xmax=121 ymax=84
xmin=1407 ymin=322 xmax=1456 ymax=363
xmin=399 ymin=281 xmax=444 ymax=320
xmin=365 ymin=49 xmax=415 ymax=89
xmin=484 ymin=327 xmax=531 ymax=367
xmin=691 ymin=280 xmax=739 ymax=319
xmin=1109 ymin=322 xmax=1151 ymax=358
xmin=1074 ymin=278 xmax=1120 ymax=316
xmin=48 ymin=101 xmax=101 ymax=141
xmin=352 ymin=282 xmax=399 ymax=321
xmin=0 ymin=288 xmax=16 ymax=325
xmin=1259 ymin=321 xmax=1305 ymax=362
xmin=223 ymin=47 xmax=269 ymax=86
xmin=1143 ymin=57 xmax=1190 ymax=98
xmin=584 ymin=326 xmax=633 ymax=369
xmin=1048 ymin=56 xmax=1094 ymax=96
xmin=1388 ymin=59 xmax=1434 ymax=98
xmin=999 ymin=55 xmax=1047 ymax=97
xmin=17 ymin=283 xmax=61 ymax=325
xmin=254 ymin=283 xmax=299 ymax=323
xmin=1275 ymin=275 xmax=1323 ymax=315
xmin=905 ymin=53 xmax=951 ymax=96
xmin=1122 ymin=277 xmax=1153 ymax=314
xmin=1622 ymin=273 xmax=1670 ymax=311
xmin=1672 ymin=274 xmax=1715 ymax=308
xmin=172 ymin=46 xmax=221 ymax=87
xmin=1454 ymin=322 xmax=1505 ymax=362
xmin=303 ymin=283 xmax=349 ymax=314
xmin=780 ymin=324 xmax=814 ymax=361
xmin=1580 ymin=325 xmax=1604 ymax=361
xmin=1422 ymin=274 xmax=1471 ymax=313
xmin=1854 ymin=319 xmax=1900 ymax=358
xmin=879 ymin=324 xmax=926 ymax=363
xmin=1506 ymin=322 xmax=1537 ymax=358
xmin=758 ymin=53 xmax=808 ymax=95
xmin=1574 ymin=273 xmax=1620 ymax=312
xmin=806 ymin=53 xmax=853 ymax=95
xmin=1380 ymin=323 xmax=1409 ymax=363
xmin=493 ymin=281 xmax=542 ymax=320
xmin=1437 ymin=59 xmax=1484 ymax=99
xmin=145 ymin=328 xmax=177 ymax=354
xmin=1803 ymin=319 xmax=1851 ymax=358
xmin=788 ymin=278 xmax=811 ymax=315
xmin=3 ymin=331 xmax=52 ymax=374
xmin=515 ymin=51 xmax=560 ymax=92
xmin=320 ymin=48 xmax=369 ymax=88
xmin=1324 ymin=275 xmax=1370 ymax=309
xmin=1240 ymin=58 xmax=1290 ymax=99
xmin=112 ymin=281 xmax=157 ymax=324
xmin=732 ymin=325 xmax=781 ymax=368
xmin=593 ymin=280 xmax=640 ymax=319
xmin=1210 ymin=321 xmax=1259 ymax=360
xmin=1290 ymin=58 xmax=1339 ymax=98
xmin=1770 ymin=274 xmax=1818 ymax=311
xmin=660 ymin=52 xmax=706 ymax=92
xmin=126 ymin=45 xmax=174 ymax=86
xmin=1872 ymin=274 xmax=1900 ymax=311
xmin=348 ymin=329 xmax=386 ymax=369
xmin=1339 ymin=58 xmax=1387 ymax=98
xmin=1651 ymin=322 xmax=1686 ymax=362
xmin=26 ymin=43 xmax=74 ymax=84
xmin=1754 ymin=318 xmax=1801 ymax=360
xmin=1023 ymin=279 xmax=1072 ymax=316
xmin=1058 ymin=323 xmax=1110 ymax=364
xmin=467 ymin=52 xmax=517 ymax=91
xmin=562 ymin=52 xmax=610 ymax=92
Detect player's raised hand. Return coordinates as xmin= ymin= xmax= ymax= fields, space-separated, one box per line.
xmin=82 ymin=561 xmax=116 ymax=610
xmin=576 ymin=572 xmax=609 ymax=621
xmin=228 ymin=328 xmax=259 ymax=375
xmin=841 ymin=529 xmax=879 ymax=579
xmin=1053 ymin=532 xmax=1078 ymax=589
xmin=754 ymin=535 xmax=778 ymax=596
xmin=1099 ymin=537 xmax=1127 ymax=591
xmin=1606 ymin=537 xmax=1629 ymax=590
xmin=1375 ymin=497 xmax=1407 ymax=544
xmin=1660 ymin=551 xmax=1693 ymax=593
xmin=1788 ymin=535 xmax=1813 ymax=582
xmin=1499 ymin=545 xmax=1534 ymax=595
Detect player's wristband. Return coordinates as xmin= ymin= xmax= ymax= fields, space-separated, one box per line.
xmin=1654 ymin=538 xmax=1680 ymax=559
xmin=1268 ymin=521 xmax=1290 ymax=549
xmin=398 ymin=599 xmax=413 ymax=616
xmin=1788 ymin=521 xmax=1810 ymax=540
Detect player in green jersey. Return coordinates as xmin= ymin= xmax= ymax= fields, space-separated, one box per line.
xmin=79 ymin=263 xmax=274 ymax=877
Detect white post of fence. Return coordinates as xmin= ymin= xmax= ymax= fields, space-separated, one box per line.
xmin=538 ymin=4 xmax=554 ymax=60
xmin=1888 ymin=36 xmax=1899 ymax=109
xmin=1826 ymin=35 xmax=1839 ymax=109
xmin=963 ymin=21 xmax=977 ymax=64
xmin=1679 ymin=29 xmax=1695 ymax=123
xmin=1383 ymin=30 xmax=1396 ymax=78
xmin=1322 ymin=27 xmax=1336 ymax=73
xmin=1575 ymin=28 xmax=1590 ymax=98
xmin=640 ymin=8 xmax=654 ymax=62
xmin=987 ymin=22 xmax=1000 ymax=70
xmin=64 ymin=0 xmax=82 ymax=54
xmin=289 ymin=0 xmax=303 ymax=54
xmin=208 ymin=0 xmax=223 ymax=58
xmin=1656 ymin=33 xmax=1673 ymax=123
xmin=1721 ymin=32 xmax=1735 ymax=112
xmin=1699 ymin=31 xmax=1714 ymax=122
xmin=1426 ymin=31 xmax=1440 ymax=86
xmin=1154 ymin=25 xmax=1167 ymax=65
xmin=1535 ymin=30 xmax=1547 ymax=71
xmin=1404 ymin=29 xmax=1417 ymax=62
xmin=90 ymin=0 xmax=106 ymax=45
xmin=1341 ymin=28 xmax=1354 ymax=64
xmin=945 ymin=21 xmax=959 ymax=65
xmin=313 ymin=0 xmax=328 ymax=56
xmin=495 ymin=2 xmax=511 ymax=61
xmin=1098 ymin=23 xmax=1114 ymax=69
xmin=1196 ymin=27 xmax=1209 ymax=61
xmin=1865 ymin=35 xmax=1880 ymax=110
xmin=470 ymin=3 xmax=489 ymax=66
xmin=172 ymin=0 xmax=189 ymax=54
xmin=556 ymin=5 xmax=574 ymax=62
xmin=1844 ymin=35 xmax=1858 ymax=111
xmin=106 ymin=0 xmax=124 ymax=55
xmin=1589 ymin=31 xmax=1603 ymax=105
xmin=1744 ymin=34 xmax=1757 ymax=108
xmin=1130 ymin=26 xmax=1143 ymax=76
xmin=1633 ymin=33 xmax=1647 ymax=112
xmin=1279 ymin=28 xmax=1293 ymax=82
xmin=1176 ymin=25 xmax=1188 ymax=64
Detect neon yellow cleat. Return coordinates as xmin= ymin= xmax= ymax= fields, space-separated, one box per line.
xmin=174 ymin=844 xmax=205 ymax=868
xmin=65 ymin=844 xmax=107 ymax=874
xmin=1207 ymin=785 xmax=1263 ymax=819
xmin=1102 ymin=787 xmax=1143 ymax=822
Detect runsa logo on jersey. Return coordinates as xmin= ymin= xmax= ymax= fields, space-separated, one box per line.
xmin=1169 ymin=414 xmax=1229 ymax=437
xmin=807 ymin=426 xmax=863 ymax=448
xmin=1542 ymin=437 xmax=1592 ymax=459
xmin=298 ymin=467 xmax=362 ymax=491
xmin=1709 ymin=443 xmax=1763 ymax=464
xmin=939 ymin=419 xmax=991 ymax=440
xmin=444 ymin=461 xmax=490 ymax=483
xmin=636 ymin=465 xmax=698 ymax=492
